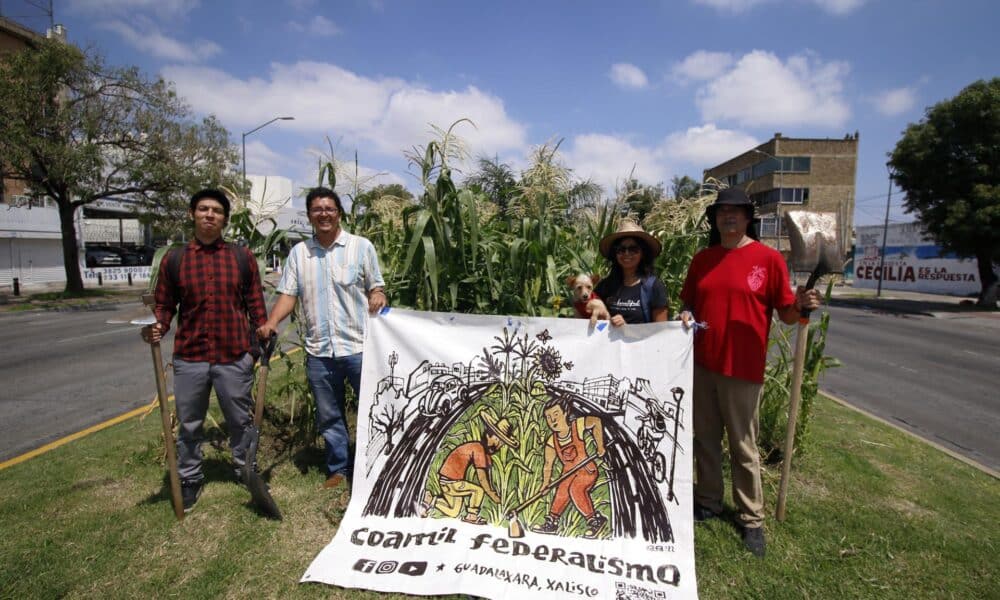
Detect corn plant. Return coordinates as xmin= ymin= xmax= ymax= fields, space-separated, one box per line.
xmin=759 ymin=283 xmax=841 ymax=461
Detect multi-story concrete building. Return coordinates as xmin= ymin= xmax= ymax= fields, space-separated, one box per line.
xmin=0 ymin=17 xmax=67 ymax=288
xmin=703 ymin=132 xmax=858 ymax=255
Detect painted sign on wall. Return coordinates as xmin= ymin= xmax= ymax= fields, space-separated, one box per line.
xmin=853 ymin=222 xmax=986 ymax=295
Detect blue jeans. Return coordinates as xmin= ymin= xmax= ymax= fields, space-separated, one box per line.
xmin=306 ymin=353 xmax=362 ymax=477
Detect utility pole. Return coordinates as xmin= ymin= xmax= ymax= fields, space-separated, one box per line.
xmin=876 ymin=167 xmax=893 ymax=297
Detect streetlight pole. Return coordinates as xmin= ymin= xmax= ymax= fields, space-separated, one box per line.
xmin=241 ymin=116 xmax=295 ymax=185
xmin=876 ymin=165 xmax=894 ymax=298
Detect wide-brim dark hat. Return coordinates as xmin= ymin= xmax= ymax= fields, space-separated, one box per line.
xmin=599 ymin=220 xmax=662 ymax=260
xmin=706 ymin=187 xmax=754 ymax=219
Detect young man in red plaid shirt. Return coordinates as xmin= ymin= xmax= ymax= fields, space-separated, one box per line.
xmin=143 ymin=189 xmax=268 ymax=512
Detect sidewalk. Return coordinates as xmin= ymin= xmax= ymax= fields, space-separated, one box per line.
xmin=0 ymin=270 xmax=282 ymax=312
xmin=0 ymin=279 xmax=146 ymax=312
xmin=828 ymin=284 xmax=999 ymax=319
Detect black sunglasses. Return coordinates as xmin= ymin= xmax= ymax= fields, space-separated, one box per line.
xmin=615 ymin=244 xmax=642 ymax=255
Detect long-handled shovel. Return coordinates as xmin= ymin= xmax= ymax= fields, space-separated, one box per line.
xmin=777 ymin=212 xmax=844 ymax=521
xmin=135 ymin=294 xmax=184 ymax=521
xmin=507 ymin=448 xmax=607 ymax=538
xmin=242 ymin=334 xmax=281 ymax=520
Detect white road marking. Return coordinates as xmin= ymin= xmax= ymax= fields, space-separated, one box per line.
xmin=56 ymin=327 xmax=137 ymax=344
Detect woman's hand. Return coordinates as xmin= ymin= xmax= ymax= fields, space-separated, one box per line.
xmin=610 ymin=315 xmax=626 ymax=328
xmin=587 ymin=298 xmax=610 ymax=327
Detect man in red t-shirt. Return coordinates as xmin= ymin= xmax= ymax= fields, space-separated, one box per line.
xmin=417 ymin=411 xmax=518 ymax=525
xmin=680 ymin=188 xmax=820 ymax=557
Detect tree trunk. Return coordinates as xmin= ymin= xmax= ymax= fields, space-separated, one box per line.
xmin=975 ymin=248 xmax=998 ymax=308
xmin=58 ymin=199 xmax=85 ymax=294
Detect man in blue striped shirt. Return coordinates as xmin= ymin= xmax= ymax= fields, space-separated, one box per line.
xmin=258 ymin=187 xmax=386 ymax=490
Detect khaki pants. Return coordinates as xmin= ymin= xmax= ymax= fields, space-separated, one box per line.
xmin=435 ymin=479 xmax=485 ymax=518
xmin=693 ymin=365 xmax=765 ymax=528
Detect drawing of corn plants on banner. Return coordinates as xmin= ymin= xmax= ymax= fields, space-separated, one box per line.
xmin=303 ymin=308 xmax=698 ymax=600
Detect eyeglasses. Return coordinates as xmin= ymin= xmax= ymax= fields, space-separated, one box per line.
xmin=309 ymin=207 xmax=339 ymax=215
xmin=615 ymin=245 xmax=641 ymax=255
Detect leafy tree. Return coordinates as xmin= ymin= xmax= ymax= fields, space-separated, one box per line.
xmin=0 ymin=39 xmax=237 ymax=293
xmin=670 ymin=175 xmax=700 ymax=201
xmin=465 ymin=156 xmax=518 ymax=214
xmin=888 ymin=78 xmax=1000 ymax=306
xmin=619 ymin=177 xmax=665 ymax=223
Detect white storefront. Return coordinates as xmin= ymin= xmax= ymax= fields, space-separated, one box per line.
xmin=0 ymin=197 xmax=66 ymax=287
xmin=1 ymin=194 xmax=148 ymax=290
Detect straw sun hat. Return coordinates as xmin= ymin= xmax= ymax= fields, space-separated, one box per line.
xmin=598 ymin=220 xmax=662 ymax=260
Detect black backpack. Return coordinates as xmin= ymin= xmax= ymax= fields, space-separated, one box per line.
xmin=164 ymin=242 xmax=260 ymax=357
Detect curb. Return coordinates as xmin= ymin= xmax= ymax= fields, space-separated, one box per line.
xmin=827 ymin=298 xmax=936 ymax=317
xmin=822 ymin=390 xmax=999 ymax=480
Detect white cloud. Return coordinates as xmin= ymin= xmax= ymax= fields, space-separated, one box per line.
xmin=67 ymin=0 xmax=198 ymax=17
xmin=672 ymin=51 xmax=734 ymax=83
xmin=609 ymin=63 xmax=649 ymax=90
xmin=244 ymin=140 xmax=293 ymax=179
xmin=695 ymin=50 xmax=851 ymax=128
xmin=286 ymin=16 xmax=341 ymax=37
xmin=101 ymin=20 xmax=220 ymax=62
xmin=163 ymin=61 xmax=527 ymax=160
xmin=810 ymin=0 xmax=867 ymax=15
xmin=563 ymin=134 xmax=668 ymax=192
xmin=692 ymin=0 xmax=768 ymax=13
xmin=694 ymin=0 xmax=866 ymax=14
xmin=661 ymin=124 xmax=759 ymax=166
xmin=871 ymin=86 xmax=917 ymax=116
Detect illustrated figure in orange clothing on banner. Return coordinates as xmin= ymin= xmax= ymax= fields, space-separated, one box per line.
xmin=531 ymin=395 xmax=608 ymax=538
xmin=417 ymin=410 xmax=517 ymax=525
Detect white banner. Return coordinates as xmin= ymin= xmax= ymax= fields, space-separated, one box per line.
xmin=81 ymin=266 xmax=151 ymax=282
xmin=82 ymin=218 xmax=143 ymax=244
xmin=303 ymin=308 xmax=697 ymax=599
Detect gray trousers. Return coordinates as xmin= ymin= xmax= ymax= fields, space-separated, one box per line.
xmin=173 ymin=353 xmax=255 ymax=482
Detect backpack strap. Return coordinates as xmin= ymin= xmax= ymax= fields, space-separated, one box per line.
xmin=226 ymin=242 xmax=252 ymax=298
xmin=639 ymin=276 xmax=655 ymax=323
xmin=166 ymin=245 xmax=184 ymax=291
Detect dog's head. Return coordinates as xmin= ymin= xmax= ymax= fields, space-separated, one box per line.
xmin=565 ymin=273 xmax=599 ymax=303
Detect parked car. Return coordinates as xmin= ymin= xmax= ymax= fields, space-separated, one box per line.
xmin=85 ymin=248 xmax=122 ymax=267
xmin=90 ymin=245 xmax=143 ymax=266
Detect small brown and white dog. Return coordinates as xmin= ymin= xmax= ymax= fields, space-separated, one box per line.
xmin=566 ymin=273 xmax=601 ymax=318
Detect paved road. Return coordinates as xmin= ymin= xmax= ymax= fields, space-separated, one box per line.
xmin=0 ymin=303 xmax=174 ymax=463
xmin=820 ymin=304 xmax=1000 ymax=473
xmin=2 ymin=302 xmax=997 ymax=476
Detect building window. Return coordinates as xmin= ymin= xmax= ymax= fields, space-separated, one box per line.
xmin=750 ymin=155 xmax=811 ymax=179
xmin=750 ymin=187 xmax=809 ymax=207
xmin=758 ymin=215 xmax=778 ymax=237
xmin=779 ymin=188 xmax=809 ymax=204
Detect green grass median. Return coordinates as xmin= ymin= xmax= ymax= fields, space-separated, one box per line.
xmin=1 ymin=391 xmax=996 ymax=599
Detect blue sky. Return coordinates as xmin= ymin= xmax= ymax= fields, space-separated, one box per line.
xmin=6 ymin=0 xmax=999 ymax=224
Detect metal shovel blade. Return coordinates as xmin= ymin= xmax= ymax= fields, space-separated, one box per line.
xmin=243 ymin=427 xmax=282 ymax=520
xmin=783 ymin=211 xmax=844 ymax=286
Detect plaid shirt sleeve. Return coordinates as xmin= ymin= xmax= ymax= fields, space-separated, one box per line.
xmin=153 ymin=251 xmax=178 ymax=334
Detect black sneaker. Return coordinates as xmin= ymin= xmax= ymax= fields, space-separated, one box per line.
xmin=693 ymin=503 xmax=720 ymax=522
xmin=742 ymin=526 xmax=766 ymax=558
xmin=583 ymin=512 xmax=608 ymax=538
xmin=181 ymin=480 xmax=203 ymax=513
xmin=530 ymin=515 xmax=559 ymax=535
